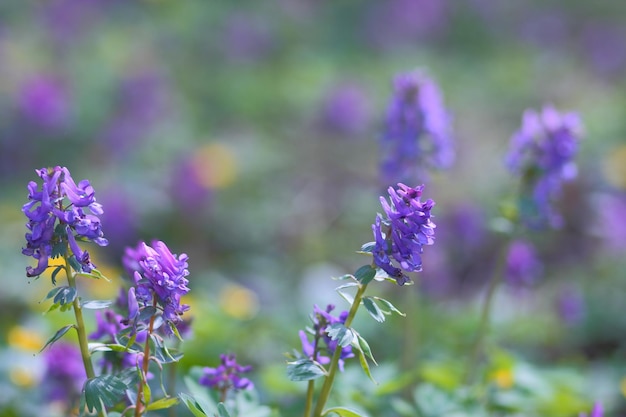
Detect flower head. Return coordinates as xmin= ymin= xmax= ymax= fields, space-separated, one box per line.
xmin=506 ymin=105 xmax=583 ymax=229
xmin=380 ymin=69 xmax=453 ymax=184
xmin=372 ymin=183 xmax=436 ymax=285
xmin=22 ymin=166 xmax=107 ymax=277
xmin=299 ymin=304 xmax=354 ymax=371
xmin=199 ymin=353 xmax=253 ymax=393
xmin=125 ymin=241 xmax=190 ymax=333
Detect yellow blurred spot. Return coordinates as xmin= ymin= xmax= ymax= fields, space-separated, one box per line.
xmin=10 ymin=367 xmax=37 ymax=387
xmin=489 ymin=368 xmax=514 ymax=389
xmin=8 ymin=326 xmax=43 ymax=351
xmin=219 ymin=284 xmax=259 ymax=320
xmin=620 ymin=377 xmax=626 ymax=397
xmin=603 ymin=145 xmax=626 ymax=189
xmin=191 ymin=143 xmax=238 ymax=189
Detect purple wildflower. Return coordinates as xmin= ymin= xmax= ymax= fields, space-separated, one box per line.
xmin=320 ymin=83 xmax=371 ymax=136
xmin=580 ymin=402 xmax=603 ymax=417
xmin=505 ymin=240 xmax=542 ymax=288
xmin=380 ymin=69 xmax=453 ymax=184
xmin=372 ymin=183 xmax=436 ymax=285
xmin=125 ymin=241 xmax=190 ymax=332
xmin=506 ymin=105 xmax=583 ymax=229
xmin=17 ymin=75 xmax=70 ymax=129
xmin=22 ymin=167 xmax=107 ymax=277
xmin=199 ymin=353 xmax=253 ymax=395
xmin=299 ymin=304 xmax=354 ymax=372
xmin=42 ymin=342 xmax=86 ymax=404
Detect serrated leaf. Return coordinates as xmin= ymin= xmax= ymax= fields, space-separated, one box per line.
xmin=326 ymin=324 xmax=356 ymax=348
xmin=362 ymin=297 xmax=385 ymax=323
xmin=179 ymin=393 xmax=210 ymax=417
xmin=286 ymin=358 xmax=327 ymax=381
xmin=146 ymin=396 xmax=179 ymax=411
xmin=322 ymin=406 xmax=365 ymax=417
xmin=354 ymin=265 xmax=376 ymax=285
xmin=84 ymin=375 xmax=129 ymax=414
xmin=40 ymin=324 xmax=75 ymax=352
xmin=373 ymin=297 xmax=405 ymax=317
xmin=217 ymin=403 xmax=233 ymax=417
xmin=53 ymin=286 xmax=77 ymax=306
xmin=81 ymin=299 xmax=113 ymax=309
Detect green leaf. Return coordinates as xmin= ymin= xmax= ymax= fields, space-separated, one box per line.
xmin=180 ymin=393 xmax=209 ymax=417
xmin=44 ymin=286 xmax=64 ymax=301
xmin=362 ymin=297 xmax=385 ymax=323
xmin=50 ymin=265 xmax=64 ymax=286
xmin=84 ymin=375 xmax=129 ymax=414
xmin=53 ymin=286 xmax=77 ymax=306
xmin=217 ymin=403 xmax=233 ymax=417
xmin=358 ymin=242 xmax=376 ymax=253
xmin=40 ymin=324 xmax=75 ymax=352
xmin=81 ymin=299 xmax=113 ymax=309
xmin=372 ymin=297 xmax=405 ymax=317
xmin=351 ymin=337 xmax=377 ymax=384
xmin=354 ymin=265 xmax=376 ymax=285
xmin=413 ymin=384 xmax=458 ymax=417
xmin=183 ymin=374 xmax=218 ymax=412
xmin=333 ymin=274 xmax=356 ymax=281
xmin=146 ymin=396 xmax=179 ymax=411
xmin=322 ymin=406 xmax=365 ymax=417
xmin=354 ymin=333 xmax=377 ymax=366
xmin=326 ymin=324 xmax=356 ymax=348
xmin=143 ymin=376 xmax=152 ymax=404
xmin=68 ymin=255 xmax=82 ymax=273
xmin=88 ymin=342 xmax=140 ymax=354
xmin=286 ymin=358 xmax=327 ymax=381
xmin=76 ymin=268 xmax=111 ymax=281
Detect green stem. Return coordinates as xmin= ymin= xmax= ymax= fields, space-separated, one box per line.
xmin=312 ymin=283 xmax=368 ymax=417
xmin=303 ymin=380 xmax=315 ymax=417
xmin=135 ymin=300 xmax=157 ymax=417
xmin=465 ymin=246 xmax=508 ymax=385
xmin=64 ymin=255 xmax=96 ymax=380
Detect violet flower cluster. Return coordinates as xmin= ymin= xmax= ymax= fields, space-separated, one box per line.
xmin=124 ymin=241 xmax=190 ymax=333
xmin=42 ymin=342 xmax=86 ymax=404
xmin=380 ymin=69 xmax=454 ymax=184
xmin=506 ymin=105 xmax=583 ymax=229
xmin=299 ymin=304 xmax=354 ymax=371
xmin=22 ymin=166 xmax=108 ymax=277
xmin=199 ymin=353 xmax=253 ymax=392
xmin=372 ymin=183 xmax=436 ymax=285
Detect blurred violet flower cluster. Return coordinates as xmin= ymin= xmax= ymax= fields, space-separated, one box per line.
xmin=199 ymin=353 xmax=254 ymax=395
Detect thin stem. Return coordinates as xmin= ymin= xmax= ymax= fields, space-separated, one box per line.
xmin=312 ymin=283 xmax=368 ymax=417
xmin=303 ymin=380 xmax=315 ymax=417
xmin=64 ymin=255 xmax=96 ymax=380
xmin=465 ymin=245 xmax=508 ymax=385
xmin=135 ymin=299 xmax=157 ymax=417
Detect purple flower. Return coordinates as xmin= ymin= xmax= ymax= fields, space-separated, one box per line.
xmin=299 ymin=304 xmax=354 ymax=371
xmin=580 ymin=402 xmax=603 ymax=417
xmin=319 ymin=83 xmax=371 ymax=136
xmin=506 ymin=105 xmax=583 ymax=229
xmin=505 ymin=240 xmax=542 ymax=288
xmin=17 ymin=75 xmax=70 ymax=129
xmin=372 ymin=183 xmax=436 ymax=285
xmin=42 ymin=342 xmax=86 ymax=404
xmin=380 ymin=69 xmax=454 ymax=184
xmin=125 ymin=241 xmax=190 ymax=332
xmin=22 ymin=167 xmax=107 ymax=277
xmin=199 ymin=353 xmax=253 ymax=393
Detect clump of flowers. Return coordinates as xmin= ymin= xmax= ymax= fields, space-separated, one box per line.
xmin=505 ymin=105 xmax=583 ymax=229
xmin=124 ymin=240 xmax=190 ymax=333
xmin=380 ymin=69 xmax=454 ymax=184
xmin=372 ymin=183 xmax=436 ymax=285
xmin=22 ymin=166 xmax=107 ymax=277
xmin=299 ymin=304 xmax=354 ymax=372
xmin=199 ymin=353 xmax=253 ymax=401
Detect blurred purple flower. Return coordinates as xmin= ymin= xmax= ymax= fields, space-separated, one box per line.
xmin=199 ymin=353 xmax=253 ymax=393
xmin=319 ymin=83 xmax=371 ymax=136
xmin=221 ymin=14 xmax=274 ymax=63
xmin=299 ymin=304 xmax=354 ymax=372
xmin=582 ymin=23 xmax=626 ymax=78
xmin=42 ymin=342 xmax=86 ymax=404
xmin=17 ymin=76 xmax=70 ymax=129
xmin=380 ymin=69 xmax=454 ymax=184
xmin=22 ymin=167 xmax=107 ymax=277
xmin=170 ymin=154 xmax=213 ymax=212
xmin=125 ymin=241 xmax=190 ymax=332
xmin=372 ymin=183 xmax=436 ymax=285
xmin=556 ymin=285 xmax=585 ymax=326
xmin=580 ymin=402 xmax=603 ymax=417
xmin=39 ymin=0 xmax=102 ymax=43
xmin=505 ymin=239 xmax=542 ymax=288
xmin=506 ymin=105 xmax=583 ymax=229
xmin=596 ymin=193 xmax=626 ymax=253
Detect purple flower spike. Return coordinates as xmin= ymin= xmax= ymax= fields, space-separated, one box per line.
xmin=199 ymin=353 xmax=253 ymax=393
xmin=22 ymin=167 xmax=107 ymax=277
xmin=372 ymin=183 xmax=436 ymax=285
xmin=380 ymin=69 xmax=453 ymax=184
xmin=506 ymin=105 xmax=583 ymax=229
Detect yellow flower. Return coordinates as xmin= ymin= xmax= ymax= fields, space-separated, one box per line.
xmin=8 ymin=326 xmax=43 ymax=351
xmin=489 ymin=367 xmax=514 ymax=389
xmin=219 ymin=284 xmax=259 ymax=320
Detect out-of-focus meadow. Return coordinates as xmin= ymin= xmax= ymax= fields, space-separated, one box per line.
xmin=1 ymin=0 xmax=626 ymax=416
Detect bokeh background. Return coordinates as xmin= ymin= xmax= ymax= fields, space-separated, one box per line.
xmin=1 ymin=0 xmax=626 ymax=416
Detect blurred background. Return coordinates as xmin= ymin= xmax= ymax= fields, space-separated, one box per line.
xmin=1 ymin=0 xmax=626 ymax=416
